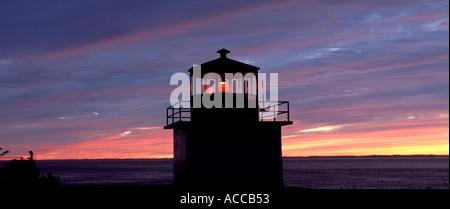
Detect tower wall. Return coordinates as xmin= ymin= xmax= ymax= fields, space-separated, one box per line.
xmin=173 ymin=123 xmax=284 ymax=187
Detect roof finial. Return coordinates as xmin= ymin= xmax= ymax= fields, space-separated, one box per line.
xmin=217 ymin=48 xmax=230 ymax=58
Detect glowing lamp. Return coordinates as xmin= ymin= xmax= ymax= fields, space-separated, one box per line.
xmin=219 ymin=81 xmax=227 ymax=92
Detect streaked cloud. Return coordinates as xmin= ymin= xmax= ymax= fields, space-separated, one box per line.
xmin=299 ymin=125 xmax=345 ymax=133
xmin=120 ymin=131 xmax=132 ymax=137
xmin=422 ymin=18 xmax=449 ymax=31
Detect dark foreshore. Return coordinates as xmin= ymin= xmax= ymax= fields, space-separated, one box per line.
xmin=1 ymin=156 xmax=448 ymax=208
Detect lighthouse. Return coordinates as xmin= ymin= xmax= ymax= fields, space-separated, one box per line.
xmin=164 ymin=49 xmax=292 ymax=187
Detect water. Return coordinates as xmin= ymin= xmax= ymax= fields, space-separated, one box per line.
xmin=3 ymin=157 xmax=448 ymax=189
xmin=283 ymin=157 xmax=449 ymax=189
xmin=36 ymin=159 xmax=173 ymax=186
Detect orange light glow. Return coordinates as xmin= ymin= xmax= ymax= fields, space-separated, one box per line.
xmin=219 ymin=82 xmax=227 ymax=92
xmin=282 ymin=123 xmax=449 ymax=157
xmin=24 ymin=112 xmax=450 ymax=159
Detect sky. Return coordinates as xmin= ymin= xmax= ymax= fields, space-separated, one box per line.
xmin=0 ymin=0 xmax=448 ymax=159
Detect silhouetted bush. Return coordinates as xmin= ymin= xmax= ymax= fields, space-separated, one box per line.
xmin=0 ymin=150 xmax=60 ymax=187
xmin=38 ymin=172 xmax=61 ymax=187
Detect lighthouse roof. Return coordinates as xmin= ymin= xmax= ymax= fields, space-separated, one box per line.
xmin=188 ymin=49 xmax=260 ymax=74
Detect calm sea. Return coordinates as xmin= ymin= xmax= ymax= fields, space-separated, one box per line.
xmin=3 ymin=157 xmax=448 ymax=189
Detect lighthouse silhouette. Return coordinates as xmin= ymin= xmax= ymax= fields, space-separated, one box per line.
xmin=165 ymin=49 xmax=292 ymax=187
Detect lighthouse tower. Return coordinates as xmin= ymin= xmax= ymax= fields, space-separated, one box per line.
xmin=164 ymin=49 xmax=292 ymax=187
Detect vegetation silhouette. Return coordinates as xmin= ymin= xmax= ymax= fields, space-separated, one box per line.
xmin=0 ymin=149 xmax=60 ymax=187
xmin=0 ymin=147 xmax=9 ymax=156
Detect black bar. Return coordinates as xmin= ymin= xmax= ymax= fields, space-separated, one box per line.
xmin=168 ymin=112 xmax=179 ymax=118
xmin=287 ymin=101 xmax=290 ymax=121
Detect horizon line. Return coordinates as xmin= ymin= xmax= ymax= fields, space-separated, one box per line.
xmin=2 ymin=154 xmax=448 ymax=161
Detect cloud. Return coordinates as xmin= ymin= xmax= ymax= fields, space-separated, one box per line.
xmin=422 ymin=18 xmax=449 ymax=31
xmin=299 ymin=47 xmax=363 ymax=60
xmin=298 ymin=125 xmax=345 ymax=133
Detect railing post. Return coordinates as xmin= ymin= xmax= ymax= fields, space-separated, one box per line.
xmin=287 ymin=101 xmax=290 ymax=121
xmin=166 ymin=108 xmax=168 ymax=126
xmin=273 ymin=105 xmax=276 ymax=121
xmin=179 ymin=106 xmax=182 ymax=121
xmin=172 ymin=107 xmax=174 ymax=124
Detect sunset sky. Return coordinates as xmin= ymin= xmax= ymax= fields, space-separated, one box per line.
xmin=0 ymin=0 xmax=448 ymax=159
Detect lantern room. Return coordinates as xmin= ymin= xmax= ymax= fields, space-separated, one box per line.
xmin=188 ymin=48 xmax=260 ymax=122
